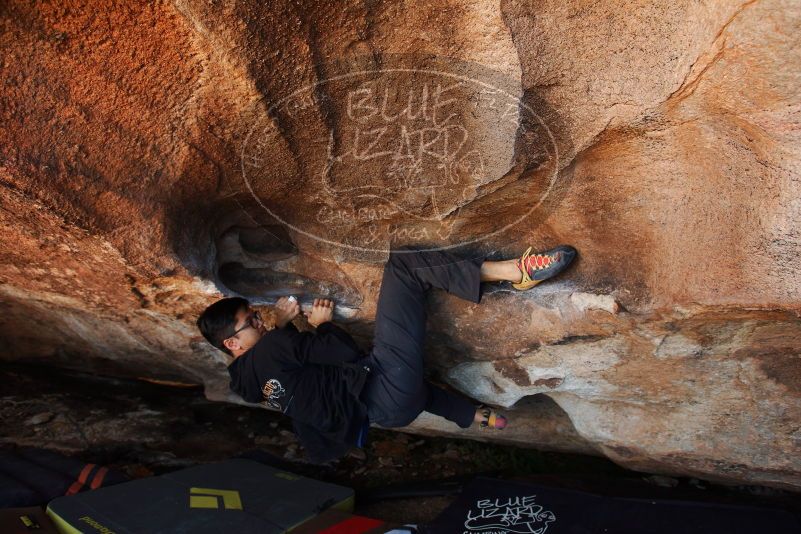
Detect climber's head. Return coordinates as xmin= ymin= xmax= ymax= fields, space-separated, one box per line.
xmin=196 ymin=297 xmax=266 ymax=358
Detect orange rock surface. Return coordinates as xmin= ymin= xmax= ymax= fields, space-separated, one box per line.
xmin=1 ymin=0 xmax=799 ymax=488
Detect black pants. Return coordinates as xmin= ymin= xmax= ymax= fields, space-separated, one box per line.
xmin=360 ymin=246 xmax=487 ymax=429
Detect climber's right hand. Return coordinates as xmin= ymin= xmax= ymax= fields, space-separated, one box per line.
xmin=304 ymin=298 xmax=334 ymax=328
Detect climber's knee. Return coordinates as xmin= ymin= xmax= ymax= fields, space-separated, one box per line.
xmin=382 ymin=410 xmax=419 ymax=428
xmin=387 ymin=245 xmax=424 ymax=276
xmin=375 ymin=395 xmax=424 ymax=428
xmin=388 ymin=245 xmax=416 ymax=268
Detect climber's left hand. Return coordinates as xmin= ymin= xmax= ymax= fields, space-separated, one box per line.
xmin=274 ymin=296 xmax=300 ymax=328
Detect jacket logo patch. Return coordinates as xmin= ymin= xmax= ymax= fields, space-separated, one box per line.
xmin=261 ymin=379 xmax=286 ymax=409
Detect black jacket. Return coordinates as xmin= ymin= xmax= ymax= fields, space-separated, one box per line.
xmin=227 ymin=321 xmax=371 ymax=464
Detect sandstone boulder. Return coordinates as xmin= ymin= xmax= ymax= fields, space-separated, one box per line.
xmin=1 ymin=0 xmax=799 ymax=488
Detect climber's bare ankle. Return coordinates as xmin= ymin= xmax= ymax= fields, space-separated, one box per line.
xmin=473 ymin=407 xmax=484 ymax=424
xmin=480 ymin=259 xmax=521 ymax=283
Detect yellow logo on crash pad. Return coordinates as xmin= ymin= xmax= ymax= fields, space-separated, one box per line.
xmin=189 ymin=487 xmax=243 ymax=510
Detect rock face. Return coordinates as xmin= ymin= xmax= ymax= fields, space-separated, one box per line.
xmin=1 ymin=1 xmax=800 ymax=488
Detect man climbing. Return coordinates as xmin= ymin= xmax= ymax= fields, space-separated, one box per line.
xmin=196 ymin=244 xmax=576 ymax=463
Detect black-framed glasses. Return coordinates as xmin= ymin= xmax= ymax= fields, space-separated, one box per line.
xmin=230 ymin=310 xmax=262 ymax=337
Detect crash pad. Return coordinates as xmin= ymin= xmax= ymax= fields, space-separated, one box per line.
xmin=46 ymin=459 xmax=353 ymax=533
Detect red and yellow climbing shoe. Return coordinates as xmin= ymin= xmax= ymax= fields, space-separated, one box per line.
xmin=478 ymin=405 xmax=508 ymax=430
xmin=512 ymin=244 xmax=577 ymax=291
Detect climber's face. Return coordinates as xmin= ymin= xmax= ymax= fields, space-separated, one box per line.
xmin=223 ymin=306 xmax=266 ymax=356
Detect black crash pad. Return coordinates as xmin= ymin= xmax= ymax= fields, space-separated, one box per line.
xmin=46 ymin=459 xmax=353 ymax=533
xmin=422 ymin=476 xmax=801 ymax=534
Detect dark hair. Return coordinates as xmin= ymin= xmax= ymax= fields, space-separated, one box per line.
xmin=196 ymin=297 xmax=249 ymax=355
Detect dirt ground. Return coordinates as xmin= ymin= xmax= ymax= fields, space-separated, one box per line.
xmin=1 ymin=363 xmax=797 ymax=525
